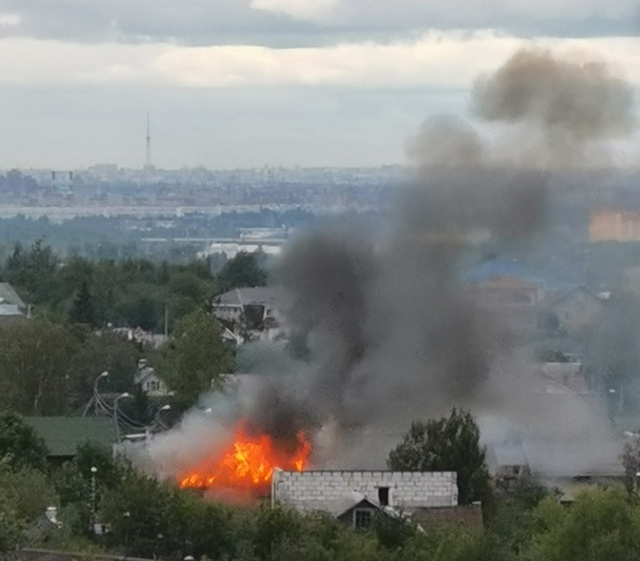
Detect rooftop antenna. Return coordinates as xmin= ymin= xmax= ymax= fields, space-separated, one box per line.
xmin=145 ymin=112 xmax=152 ymax=170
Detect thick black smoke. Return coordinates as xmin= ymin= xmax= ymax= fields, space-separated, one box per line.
xmin=472 ymin=48 xmax=636 ymax=168
xmin=141 ymin=47 xmax=637 ymax=478
xmin=240 ymin=47 xmax=637 ymax=462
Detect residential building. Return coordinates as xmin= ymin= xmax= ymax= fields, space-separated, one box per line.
xmin=545 ymin=286 xmax=604 ymax=335
xmin=272 ymin=470 xmax=458 ymax=528
xmin=135 ymin=359 xmax=169 ymax=397
xmin=590 ymin=208 xmax=640 ymax=242
xmin=0 ymin=282 xmax=29 ymax=324
xmin=213 ymin=286 xmax=289 ymax=343
xmin=0 ymin=282 xmax=28 ymax=313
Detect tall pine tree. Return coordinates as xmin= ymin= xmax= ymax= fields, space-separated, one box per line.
xmin=69 ymin=281 xmax=96 ymax=326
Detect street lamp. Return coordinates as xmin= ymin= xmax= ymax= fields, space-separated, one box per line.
xmin=90 ymin=466 xmax=98 ymax=532
xmin=83 ymin=371 xmax=110 ymax=416
xmin=94 ymin=371 xmax=109 ymax=394
xmin=114 ymin=392 xmax=131 ymax=442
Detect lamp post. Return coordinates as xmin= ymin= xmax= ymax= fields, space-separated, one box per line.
xmin=83 ymin=371 xmax=109 ymax=416
xmin=94 ymin=371 xmax=109 ymax=394
xmin=114 ymin=392 xmax=131 ymax=442
xmin=90 ymin=466 xmax=97 ymax=532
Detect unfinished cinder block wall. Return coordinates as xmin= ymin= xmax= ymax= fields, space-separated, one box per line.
xmin=272 ymin=470 xmax=458 ymax=511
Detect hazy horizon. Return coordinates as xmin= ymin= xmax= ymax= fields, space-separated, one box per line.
xmin=0 ymin=1 xmax=639 ymax=169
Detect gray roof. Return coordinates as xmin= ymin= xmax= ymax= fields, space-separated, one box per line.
xmin=216 ymin=287 xmax=285 ymax=309
xmin=134 ymin=366 xmax=162 ymax=385
xmin=0 ymin=283 xmax=26 ymax=309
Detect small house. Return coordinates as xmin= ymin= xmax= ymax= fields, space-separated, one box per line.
xmin=135 ymin=359 xmax=169 ymax=397
xmin=545 ymin=286 xmax=604 ymax=335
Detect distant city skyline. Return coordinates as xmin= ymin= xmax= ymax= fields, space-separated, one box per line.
xmin=0 ymin=1 xmax=639 ymax=169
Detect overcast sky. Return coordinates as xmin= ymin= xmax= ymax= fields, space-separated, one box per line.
xmin=0 ymin=0 xmax=639 ymax=170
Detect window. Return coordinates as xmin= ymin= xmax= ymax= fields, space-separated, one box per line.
xmin=354 ymin=508 xmax=373 ymax=530
xmin=378 ymin=487 xmax=390 ymax=507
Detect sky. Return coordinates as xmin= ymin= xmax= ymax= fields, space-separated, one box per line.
xmin=0 ymin=0 xmax=639 ymax=170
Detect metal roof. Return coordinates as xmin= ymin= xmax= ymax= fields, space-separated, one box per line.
xmin=24 ymin=416 xmax=118 ymax=458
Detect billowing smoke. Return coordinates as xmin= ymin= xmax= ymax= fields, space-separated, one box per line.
xmin=137 ymin=47 xmax=637 ymax=484
xmin=471 ymin=48 xmax=636 ymax=168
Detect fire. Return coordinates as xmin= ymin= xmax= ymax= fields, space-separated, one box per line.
xmin=179 ymin=425 xmax=312 ymax=491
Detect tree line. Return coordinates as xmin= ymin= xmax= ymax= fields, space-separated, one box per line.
xmin=1 ymin=240 xmax=268 ymax=333
xmin=0 ymin=243 xmax=266 ymax=417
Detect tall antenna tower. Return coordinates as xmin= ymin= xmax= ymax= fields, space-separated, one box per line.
xmin=145 ymin=112 xmax=152 ymax=170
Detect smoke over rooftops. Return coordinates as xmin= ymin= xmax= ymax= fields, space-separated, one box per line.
xmin=139 ymin=47 xmax=637 ymax=483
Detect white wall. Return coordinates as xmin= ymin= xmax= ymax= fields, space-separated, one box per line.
xmin=273 ymin=470 xmax=458 ymax=511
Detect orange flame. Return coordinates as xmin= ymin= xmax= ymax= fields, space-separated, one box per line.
xmin=179 ymin=425 xmax=311 ymax=491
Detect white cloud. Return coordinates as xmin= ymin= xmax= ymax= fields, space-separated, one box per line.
xmin=0 ymin=31 xmax=639 ymax=92
xmin=0 ymin=12 xmax=19 ymax=25
xmin=250 ymin=0 xmax=339 ymax=22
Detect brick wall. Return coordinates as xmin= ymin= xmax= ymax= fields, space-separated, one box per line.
xmin=273 ymin=470 xmax=458 ymax=511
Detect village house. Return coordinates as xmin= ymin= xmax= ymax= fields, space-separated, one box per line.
xmin=272 ymin=470 xmax=461 ymax=529
xmin=135 ymin=359 xmax=169 ymax=397
xmin=544 ymin=286 xmax=604 ymax=335
xmin=0 ymin=282 xmax=29 ymax=324
xmin=212 ymin=286 xmax=289 ymax=344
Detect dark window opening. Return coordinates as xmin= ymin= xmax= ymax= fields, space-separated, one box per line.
xmin=354 ymin=509 xmax=373 ymax=530
xmin=378 ymin=487 xmax=390 ymax=506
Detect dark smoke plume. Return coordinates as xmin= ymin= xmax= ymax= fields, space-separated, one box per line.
xmin=472 ymin=48 xmax=636 ymax=167
xmin=238 ymin=47 xmax=636 ymax=463
xmin=141 ymin=47 xmax=637 ymax=478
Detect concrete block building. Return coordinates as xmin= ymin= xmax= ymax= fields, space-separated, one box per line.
xmin=272 ymin=470 xmax=458 ymax=528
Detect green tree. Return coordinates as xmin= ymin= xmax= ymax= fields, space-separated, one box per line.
xmin=0 ymin=320 xmax=78 ymax=415
xmin=622 ymin=436 xmax=640 ymax=500
xmin=487 ymin=476 xmax=550 ymax=555
xmin=217 ymin=251 xmax=268 ymax=293
xmin=0 ymin=411 xmax=48 ymax=471
xmin=159 ymin=309 xmax=235 ymax=411
xmin=68 ymin=281 xmax=96 ymax=327
xmin=99 ymin=470 xmax=174 ymax=558
xmin=67 ymin=331 xmax=140 ymax=409
xmin=528 ymin=486 xmax=640 ymax=561
xmin=4 ymin=239 xmax=58 ymax=305
xmin=0 ymin=496 xmax=20 ymax=554
xmin=75 ymin=441 xmax=124 ymax=491
xmin=0 ymin=462 xmax=59 ymax=522
xmin=387 ymin=409 xmax=490 ymax=505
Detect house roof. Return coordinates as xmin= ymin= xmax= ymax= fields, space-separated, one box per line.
xmin=215 ymin=287 xmax=285 ymax=309
xmin=24 ymin=417 xmax=118 ymax=458
xmin=135 ymin=366 xmax=163 ymax=385
xmin=545 ymin=286 xmax=603 ymax=308
xmin=0 ymin=283 xmax=26 ymax=309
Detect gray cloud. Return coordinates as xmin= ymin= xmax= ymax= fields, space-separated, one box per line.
xmin=0 ymin=0 xmax=637 ymax=46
